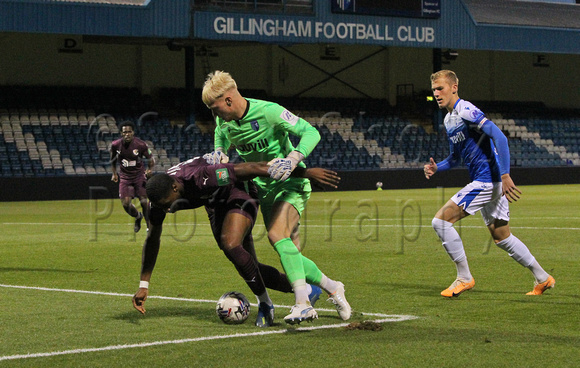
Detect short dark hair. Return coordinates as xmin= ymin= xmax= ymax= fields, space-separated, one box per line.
xmin=146 ymin=173 xmax=174 ymax=204
xmin=120 ymin=120 xmax=136 ymax=131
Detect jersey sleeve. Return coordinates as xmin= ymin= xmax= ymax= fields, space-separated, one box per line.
xmin=480 ymin=119 xmax=510 ymax=175
xmin=437 ymin=141 xmax=461 ymax=172
xmin=457 ymin=103 xmax=486 ymax=127
xmin=199 ymin=163 xmax=239 ymax=188
xmin=265 ymin=104 xmax=321 ymax=158
xmin=214 ymin=121 xmax=231 ymax=152
xmin=110 ymin=140 xmax=119 ymax=153
xmin=141 ymin=141 xmax=152 ymax=159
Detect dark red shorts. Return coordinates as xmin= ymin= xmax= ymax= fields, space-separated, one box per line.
xmin=206 ymin=183 xmax=259 ymax=249
xmin=118 ymin=176 xmax=147 ymax=199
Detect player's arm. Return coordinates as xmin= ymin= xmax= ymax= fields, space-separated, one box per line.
xmin=132 ymin=208 xmax=165 ymax=314
xmin=110 ymin=147 xmax=119 ymax=182
xmin=232 ymin=162 xmax=339 ymax=188
xmin=146 ymin=154 xmax=155 ymax=179
xmin=292 ymin=119 xmax=321 ymax=158
xmin=424 ymin=143 xmax=460 ymax=179
xmin=205 ymin=125 xmax=230 ymax=164
xmin=480 ymin=118 xmax=521 ymax=202
xmin=267 ymin=106 xmax=321 ymax=181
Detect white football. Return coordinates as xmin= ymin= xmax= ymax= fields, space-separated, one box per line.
xmin=216 ymin=291 xmax=251 ymax=324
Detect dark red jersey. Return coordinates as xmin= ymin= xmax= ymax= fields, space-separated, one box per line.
xmin=149 ymin=157 xmax=258 ymax=226
xmin=111 ymin=137 xmax=152 ymax=181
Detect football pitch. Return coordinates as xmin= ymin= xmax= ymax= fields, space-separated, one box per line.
xmin=1 ymin=184 xmax=578 ymax=367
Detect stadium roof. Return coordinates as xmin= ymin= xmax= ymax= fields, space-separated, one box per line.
xmin=0 ymin=0 xmax=578 ymax=53
xmin=43 ymin=0 xmax=148 ymax=5
xmin=463 ymin=0 xmax=580 ymax=30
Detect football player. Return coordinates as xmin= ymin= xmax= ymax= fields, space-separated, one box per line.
xmin=202 ymin=71 xmax=351 ymax=324
xmin=110 ymin=121 xmax=155 ymax=232
xmin=424 ymin=70 xmax=555 ymax=297
xmin=132 ymin=158 xmax=339 ymax=327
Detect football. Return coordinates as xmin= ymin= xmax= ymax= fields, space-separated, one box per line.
xmin=216 ymin=291 xmax=251 ymax=324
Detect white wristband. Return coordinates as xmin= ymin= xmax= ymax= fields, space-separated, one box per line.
xmin=139 ymin=280 xmax=149 ymax=289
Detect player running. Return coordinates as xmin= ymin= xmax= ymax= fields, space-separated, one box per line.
xmin=202 ymin=70 xmax=351 ymax=324
xmin=110 ymin=120 xmax=155 ymax=232
xmin=424 ymin=70 xmax=555 ymax=297
xmin=131 ymin=157 xmax=339 ymax=327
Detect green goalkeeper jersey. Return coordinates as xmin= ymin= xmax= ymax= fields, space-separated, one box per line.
xmin=214 ymin=98 xmax=321 ymax=194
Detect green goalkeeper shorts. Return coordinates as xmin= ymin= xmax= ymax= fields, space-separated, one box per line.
xmin=258 ymin=178 xmax=311 ymax=229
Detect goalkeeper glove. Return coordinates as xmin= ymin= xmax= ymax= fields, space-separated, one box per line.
xmin=267 ymin=150 xmax=304 ymax=181
xmin=203 ymin=149 xmax=229 ymax=165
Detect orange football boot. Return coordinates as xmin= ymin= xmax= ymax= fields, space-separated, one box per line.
xmin=526 ymin=275 xmax=555 ymax=295
xmin=441 ymin=278 xmax=475 ymax=297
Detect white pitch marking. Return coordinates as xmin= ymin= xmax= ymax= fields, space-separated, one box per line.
xmin=0 ymin=284 xmax=419 ymax=362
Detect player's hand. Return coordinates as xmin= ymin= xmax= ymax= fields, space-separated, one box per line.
xmin=501 ymin=173 xmax=521 ymax=203
xmin=132 ymin=288 xmax=149 ymax=314
xmin=145 ymin=169 xmax=153 ymax=179
xmin=111 ymin=172 xmax=119 ymax=183
xmin=267 ymin=151 xmax=304 ymax=181
xmin=305 ymin=168 xmax=340 ymax=189
xmin=203 ymin=150 xmax=229 ymax=165
xmin=267 ymin=158 xmax=293 ymax=181
xmin=424 ymin=158 xmax=437 ymax=179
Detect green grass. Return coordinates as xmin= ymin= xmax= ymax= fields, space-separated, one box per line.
xmin=1 ymin=184 xmax=579 ymax=367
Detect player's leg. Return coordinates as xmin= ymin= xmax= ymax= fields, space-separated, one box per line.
xmin=482 ymin=193 xmax=555 ymax=295
xmin=119 ymin=180 xmax=142 ymax=232
xmin=268 ymin=198 xmax=351 ymax=322
xmin=290 ymin=228 xmax=322 ymax=306
xmin=136 ymin=178 xmax=149 ymax=230
xmin=242 ymin=233 xmax=293 ymax=294
xmin=267 ymin=200 xmax=316 ymax=323
xmin=432 ymin=182 xmax=493 ymax=297
xmin=208 ymin=201 xmax=277 ymax=327
xmin=432 ymin=199 xmax=472 ymax=296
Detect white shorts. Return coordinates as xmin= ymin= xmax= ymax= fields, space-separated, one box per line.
xmin=451 ymin=181 xmax=510 ymax=226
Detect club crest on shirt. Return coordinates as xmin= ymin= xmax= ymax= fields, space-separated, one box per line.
xmin=251 ymin=120 xmax=259 ymax=131
xmin=133 ymin=149 xmax=139 ymax=156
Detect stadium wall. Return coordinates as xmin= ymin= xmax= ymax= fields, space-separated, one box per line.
xmin=0 ymin=0 xmax=578 ymax=108
xmin=1 ymin=32 xmax=579 ymax=108
xmin=1 ymin=167 xmax=579 ymax=202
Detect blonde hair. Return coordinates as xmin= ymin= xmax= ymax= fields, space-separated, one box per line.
xmin=430 ymin=70 xmax=459 ymax=86
xmin=202 ymin=70 xmax=237 ymax=106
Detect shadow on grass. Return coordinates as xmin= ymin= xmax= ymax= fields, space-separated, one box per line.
xmin=115 ymin=305 xmax=213 ymax=324
xmin=371 ymin=281 xmax=443 ymax=294
xmin=114 ymin=305 xmax=349 ymax=329
xmin=376 ymin=324 xmax=580 ymax=347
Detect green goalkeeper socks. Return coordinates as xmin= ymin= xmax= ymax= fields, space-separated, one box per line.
xmin=301 ymin=254 xmax=323 ymax=285
xmin=273 ymin=238 xmax=305 ymax=284
xmin=273 ymin=238 xmax=323 ymax=285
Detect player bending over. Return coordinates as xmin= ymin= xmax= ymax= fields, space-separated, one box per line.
xmin=132 ymin=157 xmax=339 ymax=327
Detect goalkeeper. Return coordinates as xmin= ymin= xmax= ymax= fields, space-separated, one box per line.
xmin=202 ymin=70 xmax=351 ymax=325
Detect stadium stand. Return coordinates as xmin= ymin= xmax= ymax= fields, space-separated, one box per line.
xmin=0 ymin=87 xmax=578 ymax=178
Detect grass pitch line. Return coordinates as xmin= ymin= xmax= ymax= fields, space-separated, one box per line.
xmin=0 ymin=283 xmax=418 ymax=362
xmin=0 ymin=284 xmax=345 ymax=313
xmin=0 ymin=316 xmax=415 ymax=362
xmin=3 ymin=222 xmax=580 ymax=231
xmin=0 ymin=283 xmax=415 ymax=315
